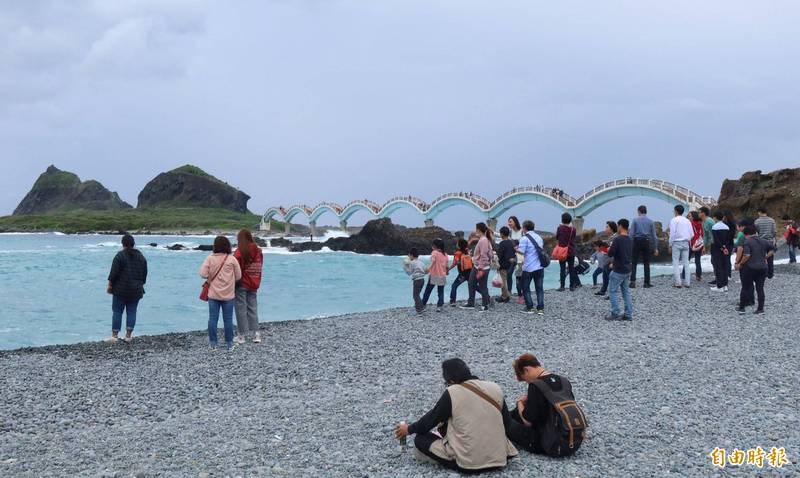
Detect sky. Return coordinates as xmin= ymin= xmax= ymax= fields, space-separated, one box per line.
xmin=1 ymin=0 xmax=798 ymax=231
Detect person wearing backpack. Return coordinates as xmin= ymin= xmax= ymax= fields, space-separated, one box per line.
xmin=507 ymin=353 xmax=586 ymax=457
xmin=394 ymin=358 xmax=518 ymax=472
xmin=106 ymin=234 xmax=148 ymax=343
xmin=448 ymin=239 xmax=472 ymax=306
xmin=516 ymin=220 xmax=546 ymax=315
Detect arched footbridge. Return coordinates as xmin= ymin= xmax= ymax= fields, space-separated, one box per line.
xmin=262 ymin=178 xmax=717 ymax=235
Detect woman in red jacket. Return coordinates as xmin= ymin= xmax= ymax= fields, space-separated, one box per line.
xmin=234 ymin=229 xmax=264 ymax=344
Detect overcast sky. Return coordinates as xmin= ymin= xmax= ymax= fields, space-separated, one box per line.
xmin=1 ymin=1 xmax=798 ymax=230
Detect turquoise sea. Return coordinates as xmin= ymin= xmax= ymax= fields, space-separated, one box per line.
xmin=0 ymin=233 xmax=681 ymax=350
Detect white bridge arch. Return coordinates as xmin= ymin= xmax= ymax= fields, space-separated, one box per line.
xmin=262 ymin=178 xmax=717 ymax=235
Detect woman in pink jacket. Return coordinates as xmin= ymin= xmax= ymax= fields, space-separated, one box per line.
xmin=199 ymin=236 xmax=242 ymax=351
xmin=421 ymin=238 xmax=449 ymax=312
xmin=460 ymin=223 xmax=494 ymax=311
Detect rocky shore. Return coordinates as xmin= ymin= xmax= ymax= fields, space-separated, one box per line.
xmin=1 ymin=269 xmax=798 ymax=477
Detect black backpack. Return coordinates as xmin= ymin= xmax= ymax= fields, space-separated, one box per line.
xmin=526 ymin=233 xmax=551 ymax=268
xmin=532 ymin=376 xmax=587 ymax=457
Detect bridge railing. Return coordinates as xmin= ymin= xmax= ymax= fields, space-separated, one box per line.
xmin=429 ymin=191 xmax=492 ymax=209
xmin=492 ymin=186 xmax=578 ymax=207
xmin=312 ymin=202 xmax=343 ymax=214
xmin=342 ymin=199 xmax=381 ymax=213
xmin=383 ymin=196 xmax=430 ymax=212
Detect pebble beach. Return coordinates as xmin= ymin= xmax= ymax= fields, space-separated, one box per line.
xmin=1 ymin=266 xmax=798 ymax=477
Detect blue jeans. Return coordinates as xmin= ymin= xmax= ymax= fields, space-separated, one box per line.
xmin=449 ymin=274 xmax=468 ymax=303
xmin=592 ymin=267 xmax=603 ymax=285
xmin=789 ymin=244 xmax=797 ymax=263
xmin=609 ymin=271 xmax=633 ymax=317
xmin=505 ymin=265 xmax=515 ymax=294
xmin=422 ymin=282 xmax=445 ymax=307
xmin=521 ymin=269 xmax=544 ymax=310
xmin=208 ymin=299 xmax=235 ymax=347
xmin=112 ymin=296 xmax=139 ymax=333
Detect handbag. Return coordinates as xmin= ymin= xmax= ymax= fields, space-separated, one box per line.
xmin=526 ymin=233 xmax=551 ymax=268
xmin=200 ymin=254 xmax=228 ymax=301
xmin=552 ymin=225 xmax=574 ymax=262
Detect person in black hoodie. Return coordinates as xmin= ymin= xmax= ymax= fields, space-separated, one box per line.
xmin=106 ymin=234 xmax=148 ymax=343
xmin=495 ymin=227 xmax=517 ymax=303
xmin=710 ymin=211 xmax=732 ymax=292
xmin=506 ymin=353 xmax=584 ymax=456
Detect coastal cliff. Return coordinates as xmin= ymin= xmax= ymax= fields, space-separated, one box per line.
xmin=717 ymin=167 xmax=800 ymax=219
xmin=137 ymin=165 xmax=251 ymax=213
xmin=12 ymin=165 xmax=132 ymax=215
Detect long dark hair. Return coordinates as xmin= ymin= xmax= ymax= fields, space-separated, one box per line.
xmin=476 ymin=222 xmax=493 ymax=242
xmin=508 ymin=216 xmax=521 ymax=231
xmin=457 ymin=238 xmax=469 ymax=254
xmin=237 ymin=229 xmax=254 ymax=264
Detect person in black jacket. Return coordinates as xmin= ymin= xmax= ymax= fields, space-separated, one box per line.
xmin=106 ymin=234 xmax=148 ymax=343
xmin=496 ymin=227 xmax=517 ymax=303
xmin=507 ymin=353 xmax=578 ymax=455
xmin=710 ymin=211 xmax=732 ymax=292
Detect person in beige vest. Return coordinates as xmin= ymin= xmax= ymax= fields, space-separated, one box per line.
xmin=395 ymin=358 xmax=518 ymax=472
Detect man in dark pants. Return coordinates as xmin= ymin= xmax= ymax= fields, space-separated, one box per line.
xmin=630 ymin=205 xmax=658 ymax=288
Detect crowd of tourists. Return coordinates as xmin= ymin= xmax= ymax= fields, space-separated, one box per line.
xmin=403 ymin=205 xmax=795 ymax=321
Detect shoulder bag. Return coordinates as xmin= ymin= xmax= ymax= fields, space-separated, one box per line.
xmin=200 ymin=254 xmax=228 ymax=302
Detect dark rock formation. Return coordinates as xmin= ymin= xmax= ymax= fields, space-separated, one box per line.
xmin=166 ymin=244 xmax=187 ymax=251
xmin=269 ymin=237 xmax=294 ymax=248
xmin=253 ymin=236 xmax=268 ymax=247
xmin=717 ymin=168 xmax=800 ymax=220
xmin=137 ymin=165 xmax=251 ymax=213
xmin=13 ymin=165 xmax=132 ymax=215
xmin=193 ymin=245 xmax=213 ymax=251
xmin=568 ymin=221 xmax=671 ymax=263
xmin=288 ymin=218 xmax=457 ymax=255
xmin=149 ymin=243 xmax=158 ymax=248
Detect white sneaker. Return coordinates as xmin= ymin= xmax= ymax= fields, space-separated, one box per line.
xmin=104 ymin=336 xmax=118 ymax=343
xmin=710 ymin=286 xmax=728 ymax=292
xmin=235 ymin=335 xmax=246 ymax=345
xmin=253 ymin=333 xmax=262 ymax=343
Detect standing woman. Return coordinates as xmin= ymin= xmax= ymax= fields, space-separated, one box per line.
xmin=448 ymin=239 xmax=471 ymax=306
xmin=460 ymin=223 xmax=493 ymax=311
xmin=106 ymin=234 xmax=148 ymax=343
xmin=689 ymin=211 xmax=704 ymax=281
xmin=200 ymin=236 xmax=242 ymax=351
xmin=508 ymin=216 xmax=524 ymax=302
xmin=234 ymin=229 xmax=264 ymax=344
xmin=556 ymin=213 xmax=579 ymax=291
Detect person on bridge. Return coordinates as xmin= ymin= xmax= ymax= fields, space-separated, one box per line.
xmin=669 ymin=205 xmax=694 ymax=288
xmin=460 ymin=223 xmax=493 ymax=311
xmin=421 ymin=239 xmax=449 ymax=312
xmin=556 ymin=213 xmax=581 ymax=292
xmin=630 ymin=205 xmax=659 ymax=288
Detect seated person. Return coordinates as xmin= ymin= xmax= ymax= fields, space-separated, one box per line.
xmin=507 ymin=353 xmax=586 ymax=456
xmin=395 ymin=358 xmax=518 ymax=473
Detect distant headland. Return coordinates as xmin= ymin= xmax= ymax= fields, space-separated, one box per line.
xmin=0 ymin=165 xmax=264 ymax=234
